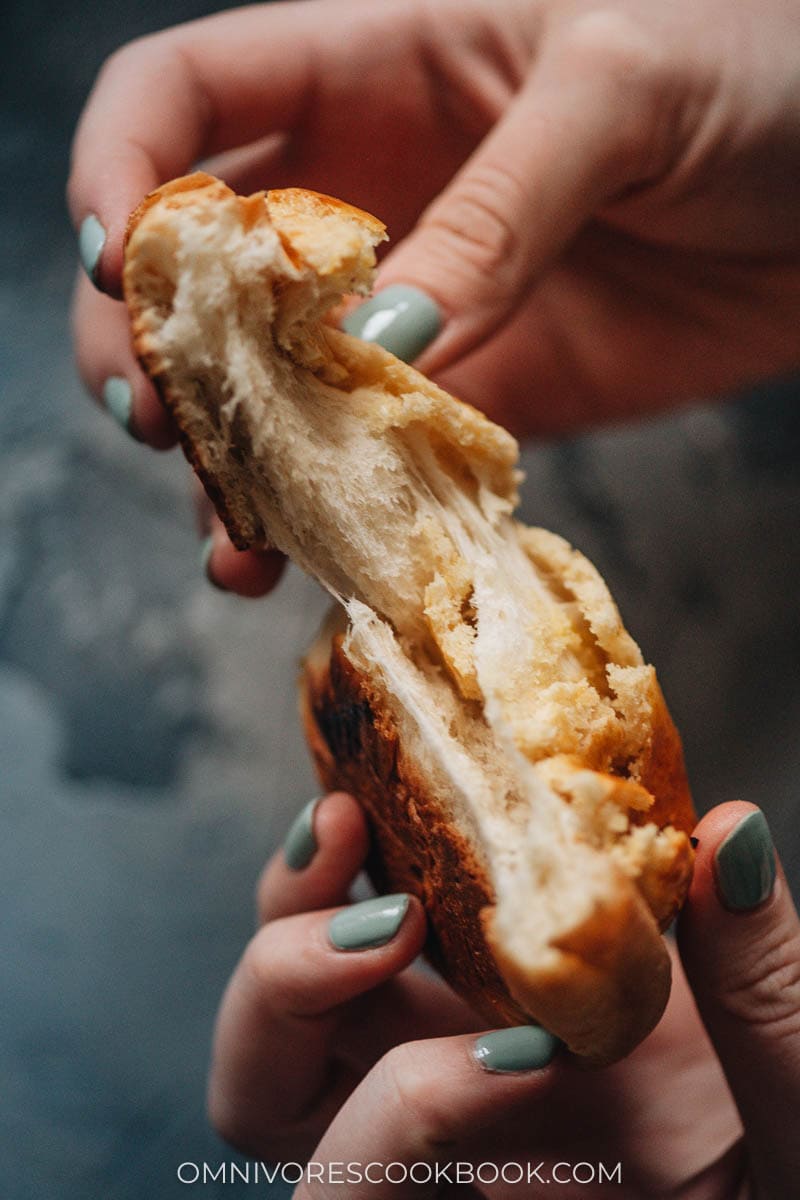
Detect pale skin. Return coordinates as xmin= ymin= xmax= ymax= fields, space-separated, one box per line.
xmin=68 ymin=0 xmax=800 ymax=1191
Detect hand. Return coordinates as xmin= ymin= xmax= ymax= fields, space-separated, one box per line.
xmin=69 ymin=0 xmax=800 ymax=595
xmin=207 ymin=793 xmax=800 ymax=1197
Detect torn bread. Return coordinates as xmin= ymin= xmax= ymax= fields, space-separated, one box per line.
xmin=124 ymin=173 xmax=695 ymax=1064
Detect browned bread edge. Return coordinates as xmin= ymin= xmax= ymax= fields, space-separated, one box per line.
xmin=301 ymin=631 xmax=689 ymax=1064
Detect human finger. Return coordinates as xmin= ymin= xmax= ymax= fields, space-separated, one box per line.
xmin=71 ymin=271 xmax=178 ymax=448
xmin=66 ymin=0 xmax=429 ymax=297
xmin=343 ymin=16 xmax=682 ymax=374
xmin=256 ymin=791 xmax=371 ymax=924
xmin=293 ymin=1026 xmax=559 ymax=1199
xmin=255 ymin=795 xmax=484 ymax=1105
xmin=207 ymin=891 xmax=426 ymax=1159
xmin=67 ymin=5 xmax=307 ymax=295
xmin=678 ymin=801 xmax=800 ymax=1197
xmin=201 ymin=512 xmax=287 ymax=598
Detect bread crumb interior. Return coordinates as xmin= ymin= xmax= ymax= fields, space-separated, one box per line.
xmin=126 ymin=185 xmax=689 ymax=956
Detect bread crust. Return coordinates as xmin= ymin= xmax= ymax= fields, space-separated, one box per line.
xmin=302 ymin=632 xmax=531 ymax=1030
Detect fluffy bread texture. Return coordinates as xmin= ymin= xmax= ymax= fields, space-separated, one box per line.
xmin=124 ymin=173 xmax=695 ymax=1063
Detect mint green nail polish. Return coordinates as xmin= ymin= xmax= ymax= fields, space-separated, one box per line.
xmin=102 ymin=376 xmax=133 ymax=433
xmin=342 ymin=284 xmax=441 ymax=363
xmin=474 ymin=1026 xmax=559 ymax=1073
xmin=715 ymin=809 xmax=776 ymax=912
xmin=283 ymin=797 xmax=321 ymax=871
xmin=79 ymin=214 xmax=106 ymax=283
xmin=329 ymin=894 xmax=409 ymax=951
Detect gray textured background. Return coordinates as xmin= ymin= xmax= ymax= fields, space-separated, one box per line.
xmin=3 ymin=3 xmax=800 ymax=1198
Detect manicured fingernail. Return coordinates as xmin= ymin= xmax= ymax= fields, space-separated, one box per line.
xmin=102 ymin=376 xmax=134 ymax=433
xmin=79 ymin=214 xmax=106 ymax=283
xmin=715 ymin=809 xmax=776 ymax=912
xmin=342 ymin=284 xmax=441 ymax=363
xmin=473 ymin=1025 xmax=559 ymax=1073
xmin=200 ymin=537 xmax=226 ymax=591
xmin=283 ymin=797 xmax=321 ymax=871
xmin=690 ymin=836 xmax=699 ymax=849
xmin=329 ymin=894 xmax=410 ymax=951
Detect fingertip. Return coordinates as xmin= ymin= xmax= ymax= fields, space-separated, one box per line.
xmin=257 ymin=793 xmax=372 ymax=924
xmin=692 ymin=800 xmax=763 ymax=849
xmin=97 ymin=372 xmax=177 ymax=449
xmin=327 ymin=892 xmax=422 ymax=954
xmin=129 ymin=384 xmax=180 ymax=449
xmin=313 ymin=791 xmax=371 ymax=868
xmin=68 ymin=108 xmax=161 ymax=301
xmin=281 ymin=792 xmax=369 ymax=875
xmin=685 ymin=801 xmax=772 ymax=914
xmin=341 ymin=283 xmax=443 ymax=365
xmin=471 ymin=1024 xmax=561 ymax=1075
xmin=77 ymin=212 xmax=108 ymax=289
xmin=204 ymin=531 xmax=287 ymax=597
xmin=72 ymin=200 xmax=126 ymax=298
xmin=283 ymin=791 xmax=371 ymax=890
xmin=71 ymin=270 xmax=178 ymax=448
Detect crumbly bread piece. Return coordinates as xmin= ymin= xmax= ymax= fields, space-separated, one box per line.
xmin=124 ymin=173 xmax=695 ymax=1063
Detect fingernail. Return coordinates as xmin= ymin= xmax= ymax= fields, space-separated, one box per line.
xmin=715 ymin=809 xmax=776 ymax=912
xmin=329 ymin=893 xmax=410 ymax=951
xmin=102 ymin=376 xmax=134 ymax=434
xmin=473 ymin=1025 xmax=559 ymax=1073
xmin=342 ymin=284 xmax=441 ymax=363
xmin=200 ymin=537 xmax=226 ymax=591
xmin=79 ymin=214 xmax=106 ymax=283
xmin=283 ymin=797 xmax=321 ymax=871
xmin=690 ymin=836 xmax=699 ymax=849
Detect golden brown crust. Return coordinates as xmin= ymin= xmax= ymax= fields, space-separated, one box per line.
xmin=635 ymin=689 xmax=695 ymax=836
xmin=265 ymin=186 xmax=386 ymax=238
xmin=125 ymin=172 xmax=385 ymax=250
xmin=125 ymin=172 xmax=226 ymax=243
xmin=485 ymin=880 xmax=671 ymax=1064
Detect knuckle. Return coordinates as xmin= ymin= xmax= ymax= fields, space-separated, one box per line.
xmin=254 ymin=864 xmax=273 ymax=923
xmin=558 ymin=10 xmax=671 ymax=175
xmin=717 ymin=928 xmax=800 ymax=1038
xmin=240 ymin=924 xmax=284 ymax=1005
xmin=70 ymin=283 xmax=101 ymax=396
xmin=96 ymin=34 xmax=158 ymax=84
xmin=65 ymin=170 xmax=82 ymax=222
xmin=207 ymin=1082 xmax=285 ymax=1160
xmin=67 ymin=34 xmax=159 ymax=212
xmin=241 ymin=920 xmax=316 ymax=1018
xmin=422 ymin=162 xmax=527 ymax=287
xmin=378 ymin=1044 xmax=457 ymax=1149
xmin=206 ymin=1081 xmax=248 ymax=1152
xmin=562 ymin=9 xmax=666 ymax=84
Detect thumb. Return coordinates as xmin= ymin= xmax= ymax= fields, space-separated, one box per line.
xmin=343 ymin=33 xmax=666 ymax=371
xmin=678 ymin=801 xmax=800 ymax=1196
xmin=293 ymin=1025 xmax=558 ymax=1199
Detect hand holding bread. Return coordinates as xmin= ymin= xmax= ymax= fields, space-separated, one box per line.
xmin=71 ymin=0 xmax=800 ymax=510
xmin=67 ymin=0 xmax=800 ymax=1177
xmin=209 ymin=791 xmax=800 ymax=1198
